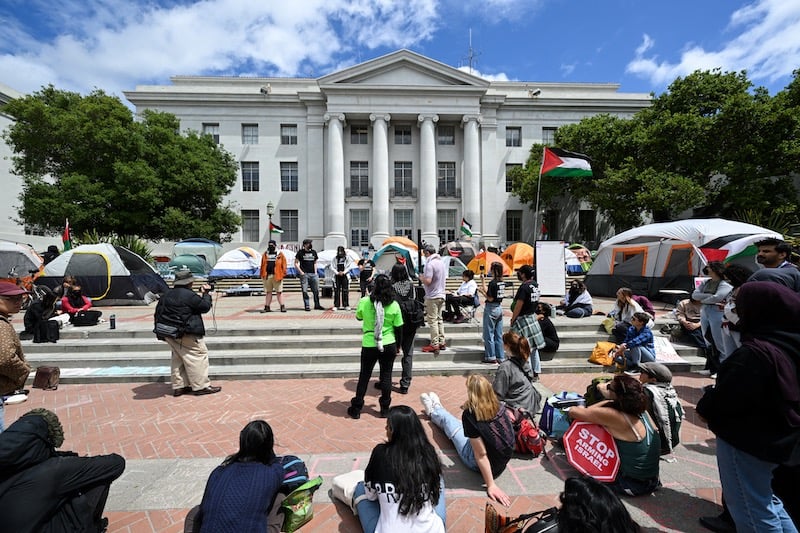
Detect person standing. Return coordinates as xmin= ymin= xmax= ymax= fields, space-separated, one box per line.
xmin=390 ymin=264 xmax=420 ymax=395
xmin=420 ymin=244 xmax=446 ymax=355
xmin=0 ymin=282 xmax=31 ymax=432
xmin=295 ymin=239 xmax=323 ymax=311
xmin=260 ymin=240 xmax=287 ymax=313
xmin=692 ymin=262 xmax=733 ymax=376
xmin=478 ymin=261 xmax=506 ymax=364
xmin=509 ymin=265 xmax=545 ymax=380
xmin=358 ymin=258 xmax=376 ymax=297
xmin=154 ymin=270 xmax=221 ymax=396
xmin=755 ymin=237 xmax=795 ymax=269
xmin=333 ymin=246 xmax=353 ymax=311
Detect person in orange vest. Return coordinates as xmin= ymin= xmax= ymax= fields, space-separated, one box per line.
xmin=260 ymin=240 xmax=287 ymax=313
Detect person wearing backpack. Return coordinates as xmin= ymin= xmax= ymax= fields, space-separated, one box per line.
xmin=389 ymin=264 xmax=422 ymax=395
xmin=629 ymin=362 xmax=683 ymax=455
xmin=492 ymin=331 xmax=542 ymax=415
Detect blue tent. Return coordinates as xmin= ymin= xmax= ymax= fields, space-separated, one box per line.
xmin=372 ymin=243 xmax=417 ymax=275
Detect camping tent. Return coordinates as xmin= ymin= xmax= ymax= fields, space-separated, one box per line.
xmin=168 ymin=254 xmax=213 ymax=276
xmin=585 ymin=218 xmax=782 ymax=298
xmin=172 ymin=238 xmax=223 ymax=267
xmin=317 ymin=248 xmax=361 ymax=278
xmin=209 ymin=247 xmax=262 ymax=278
xmin=0 ymin=241 xmax=43 ymax=287
xmin=37 ymin=243 xmax=167 ymax=305
xmin=440 ymin=241 xmax=477 ymax=265
xmin=467 ymin=251 xmax=512 ymax=276
xmin=372 ymin=243 xmax=418 ymax=275
xmin=382 ymin=236 xmax=418 ymax=250
xmin=500 ymin=243 xmax=533 ymax=271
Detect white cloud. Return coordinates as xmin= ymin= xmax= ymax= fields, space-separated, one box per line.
xmin=560 ymin=63 xmax=576 ymax=77
xmin=456 ymin=65 xmax=511 ymax=82
xmin=626 ymin=0 xmax=800 ymax=91
xmin=0 ymin=0 xmax=439 ymax=96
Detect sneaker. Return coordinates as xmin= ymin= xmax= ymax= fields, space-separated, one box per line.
xmin=397 ymin=386 xmax=409 ymax=395
xmin=438 ymin=344 xmax=447 ymax=351
xmin=261 ymin=306 xmax=271 ymax=313
xmin=379 ymin=408 xmax=390 ymax=418
xmin=332 ymin=307 xmax=339 ymax=311
xmin=314 ymin=305 xmax=325 ymax=310
xmin=481 ymin=358 xmax=498 ymax=364
xmin=420 ymin=393 xmax=434 ymax=416
xmin=428 ymin=392 xmax=443 ymax=411
xmin=345 ymin=306 xmax=351 ymax=311
xmin=280 ymin=305 xmax=286 ymax=313
xmin=421 ymin=344 xmax=438 ymax=353
xmin=305 ymin=307 xmax=311 ymax=312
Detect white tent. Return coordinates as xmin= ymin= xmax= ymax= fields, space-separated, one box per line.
xmin=585 ymin=218 xmax=782 ymax=298
xmin=209 ymin=247 xmax=262 ymax=278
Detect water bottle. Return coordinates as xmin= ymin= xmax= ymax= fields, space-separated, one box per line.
xmin=110 ymin=314 xmax=116 ymax=329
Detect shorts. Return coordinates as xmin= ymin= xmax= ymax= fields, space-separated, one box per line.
xmin=262 ymin=276 xmax=283 ymax=293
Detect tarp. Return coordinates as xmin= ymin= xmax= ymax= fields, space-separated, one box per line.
xmin=467 ymin=251 xmax=512 ymax=276
xmin=37 ymin=243 xmax=167 ymax=305
xmin=372 ymin=243 xmax=417 ymax=275
xmin=585 ymin=218 xmax=782 ymax=298
xmin=0 ymin=241 xmax=43 ymax=287
xmin=209 ymin=246 xmax=261 ymax=278
xmin=172 ymin=238 xmax=223 ymax=266
xmin=500 ymin=242 xmax=533 ymax=271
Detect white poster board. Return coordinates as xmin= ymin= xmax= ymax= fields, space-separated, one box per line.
xmin=535 ymin=241 xmax=567 ymax=296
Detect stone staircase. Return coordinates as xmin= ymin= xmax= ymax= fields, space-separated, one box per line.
xmin=22 ymin=317 xmax=705 ymax=385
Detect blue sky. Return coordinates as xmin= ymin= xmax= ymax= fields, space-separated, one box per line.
xmin=1 ymin=0 xmax=798 ymax=100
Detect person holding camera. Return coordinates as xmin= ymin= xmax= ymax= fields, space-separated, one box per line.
xmin=154 ymin=270 xmax=221 ymax=396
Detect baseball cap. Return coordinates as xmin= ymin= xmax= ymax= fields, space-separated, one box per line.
xmin=0 ymin=281 xmax=30 ymax=296
xmin=637 ymin=362 xmax=673 ymax=383
xmin=268 ymin=239 xmax=277 ymax=246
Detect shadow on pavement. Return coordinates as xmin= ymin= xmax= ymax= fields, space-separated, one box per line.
xmin=132 ymin=382 xmax=171 ymax=400
xmin=625 ymin=486 xmax=722 ymax=533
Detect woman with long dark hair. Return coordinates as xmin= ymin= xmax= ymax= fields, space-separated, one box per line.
xmin=197 ymin=420 xmax=284 ymax=532
xmin=608 ymin=288 xmax=644 ymax=343
xmin=558 ymin=280 xmax=594 ymax=318
xmin=348 ymin=274 xmax=404 ymax=419
xmin=692 ymin=261 xmax=733 ymax=374
xmin=353 ymin=405 xmax=445 ymax=532
xmin=390 ymin=264 xmax=419 ymax=395
xmin=557 ymin=476 xmax=640 ymax=532
xmin=568 ymin=375 xmax=661 ymax=496
xmin=333 ymin=245 xmax=352 ymax=311
xmin=478 ymin=261 xmax=506 ymax=363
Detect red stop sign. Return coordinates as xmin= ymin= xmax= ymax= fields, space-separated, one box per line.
xmin=562 ymin=421 xmax=620 ymax=482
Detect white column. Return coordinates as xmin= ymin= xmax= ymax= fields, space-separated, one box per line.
xmin=370 ymin=113 xmax=391 ymax=248
xmin=462 ymin=114 xmax=482 ymax=242
xmin=418 ymin=114 xmax=439 ymax=247
xmin=323 ymin=113 xmax=347 ymax=250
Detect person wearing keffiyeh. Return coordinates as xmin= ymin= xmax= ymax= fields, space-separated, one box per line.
xmin=697 ymin=281 xmax=800 ymax=532
xmin=347 ymin=275 xmax=404 ymax=420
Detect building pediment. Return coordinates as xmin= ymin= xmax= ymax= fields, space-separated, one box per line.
xmin=319 ymin=49 xmax=490 ymax=89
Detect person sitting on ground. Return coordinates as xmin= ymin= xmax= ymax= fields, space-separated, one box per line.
xmin=420 ymin=375 xmax=514 ymax=506
xmin=444 ymin=270 xmax=477 ymax=323
xmin=557 ymin=280 xmax=593 ymax=318
xmin=535 ymin=302 xmax=560 ymax=353
xmin=0 ymin=408 xmax=126 ymax=532
xmin=492 ymin=331 xmax=542 ymax=415
xmin=673 ymin=296 xmax=707 ymax=352
xmin=631 ymin=294 xmax=655 ymax=318
xmin=22 ymin=286 xmax=69 ymax=342
xmin=353 ymin=405 xmax=445 ymax=533
xmin=611 ymin=312 xmax=656 ymax=371
xmin=194 ymin=420 xmax=284 ymax=533
xmin=568 ymin=374 xmax=661 ymax=496
xmin=61 ymin=285 xmax=102 ymax=325
xmin=630 ymin=362 xmax=683 ymax=456
xmin=608 ymin=288 xmax=645 ymax=343
xmin=557 ymin=476 xmax=641 ymax=533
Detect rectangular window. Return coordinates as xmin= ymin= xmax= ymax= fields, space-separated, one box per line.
xmin=281 ymin=124 xmax=298 ymax=145
xmin=349 ymin=161 xmax=369 ymax=197
xmin=437 ymin=125 xmax=455 ymax=145
xmin=241 ymin=124 xmax=258 ymax=144
xmin=505 ymin=163 xmax=521 ymax=193
xmin=506 ymin=210 xmax=522 ymax=242
xmin=506 ymin=126 xmax=522 ymax=147
xmin=393 ymin=161 xmax=413 ymax=197
xmin=394 ymin=126 xmax=412 ymax=145
xmin=241 ymin=162 xmax=259 ymax=191
xmin=241 ymin=209 xmax=260 ymax=242
xmin=280 ymin=210 xmax=298 ymax=242
xmin=437 ymin=162 xmax=456 ymax=197
xmin=394 ymin=209 xmax=413 ymax=238
xmin=280 ymin=162 xmax=298 ymax=192
xmin=579 ymin=209 xmax=597 ymax=243
xmin=542 ymin=126 xmax=557 ymax=145
xmin=351 ymin=209 xmax=370 ymax=248
xmin=544 ymin=210 xmax=559 ymax=239
xmin=350 ymin=125 xmax=368 ymax=145
xmin=437 ymin=210 xmax=456 ymax=243
xmin=202 ymin=123 xmax=219 ymax=144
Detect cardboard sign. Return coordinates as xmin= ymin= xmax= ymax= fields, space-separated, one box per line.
xmin=562 ymin=421 xmax=620 ymax=482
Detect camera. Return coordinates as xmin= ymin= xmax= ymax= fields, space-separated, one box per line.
xmin=206 ymin=282 xmax=215 ymax=292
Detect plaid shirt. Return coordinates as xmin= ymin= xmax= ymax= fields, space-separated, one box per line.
xmin=510 ymin=313 xmax=546 ymax=350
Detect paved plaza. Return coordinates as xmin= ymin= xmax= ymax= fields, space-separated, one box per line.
xmin=4 ymin=291 xmax=724 ymax=532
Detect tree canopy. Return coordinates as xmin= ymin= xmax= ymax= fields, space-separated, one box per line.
xmin=2 ymin=86 xmax=240 ymax=241
xmin=510 ymin=69 xmax=800 ymax=231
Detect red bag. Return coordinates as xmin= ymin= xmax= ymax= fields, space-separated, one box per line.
xmin=508 ymin=407 xmax=545 ymax=457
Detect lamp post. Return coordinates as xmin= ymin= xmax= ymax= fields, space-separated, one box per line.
xmin=266 ymin=201 xmax=274 ymax=238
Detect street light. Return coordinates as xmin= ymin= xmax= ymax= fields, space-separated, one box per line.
xmin=266 ymin=201 xmax=274 ymax=239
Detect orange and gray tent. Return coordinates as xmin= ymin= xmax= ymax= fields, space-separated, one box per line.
xmin=37 ymin=243 xmax=168 ymax=305
xmin=0 ymin=241 xmax=43 ymax=287
xmin=585 ymin=218 xmax=782 ymax=298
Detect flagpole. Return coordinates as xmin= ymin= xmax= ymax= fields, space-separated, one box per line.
xmin=534 ymin=147 xmax=545 ymax=242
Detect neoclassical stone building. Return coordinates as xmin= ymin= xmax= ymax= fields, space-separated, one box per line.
xmin=125 ymin=50 xmax=651 ymax=250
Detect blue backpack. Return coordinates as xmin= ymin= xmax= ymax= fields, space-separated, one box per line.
xmin=538 ymin=391 xmax=585 ymax=440
xmin=279 ymin=455 xmax=309 ymax=494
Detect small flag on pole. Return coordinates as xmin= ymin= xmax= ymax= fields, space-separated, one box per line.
xmin=269 ymin=221 xmax=284 ymax=234
xmin=460 ymin=218 xmax=473 ymax=237
xmin=62 ymin=219 xmax=72 ymax=250
xmin=540 ymin=147 xmax=593 ymax=178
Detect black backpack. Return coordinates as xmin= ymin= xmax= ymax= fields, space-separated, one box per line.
xmin=395 ymin=286 xmax=425 ymax=326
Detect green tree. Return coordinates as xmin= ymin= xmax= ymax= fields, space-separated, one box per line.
xmin=2 ymin=86 xmax=240 ymax=241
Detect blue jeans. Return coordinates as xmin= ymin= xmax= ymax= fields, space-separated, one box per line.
xmin=430 ymin=405 xmax=478 ymax=471
xmin=354 ymin=478 xmax=446 ymax=533
xmin=482 ymin=303 xmax=504 ymax=362
xmin=716 ymin=438 xmax=797 ymax=533
xmin=300 ymin=274 xmax=321 ymax=308
xmin=624 ymin=345 xmax=656 ymax=369
xmin=701 ymin=306 xmax=729 ymax=359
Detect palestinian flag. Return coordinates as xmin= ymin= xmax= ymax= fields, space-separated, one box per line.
xmin=269 ymin=221 xmax=284 ymax=234
xmin=540 ymin=147 xmax=593 ymax=178
xmin=460 ymin=218 xmax=473 ymax=237
xmin=62 ymin=219 xmax=72 ymax=250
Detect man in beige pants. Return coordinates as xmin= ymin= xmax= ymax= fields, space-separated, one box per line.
xmin=154 ymin=270 xmax=221 ymax=396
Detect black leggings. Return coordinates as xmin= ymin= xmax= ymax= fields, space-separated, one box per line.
xmin=350 ymin=344 xmax=397 ymax=413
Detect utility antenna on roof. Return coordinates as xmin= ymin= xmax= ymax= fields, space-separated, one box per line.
xmin=462 ymin=28 xmax=481 ymax=75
